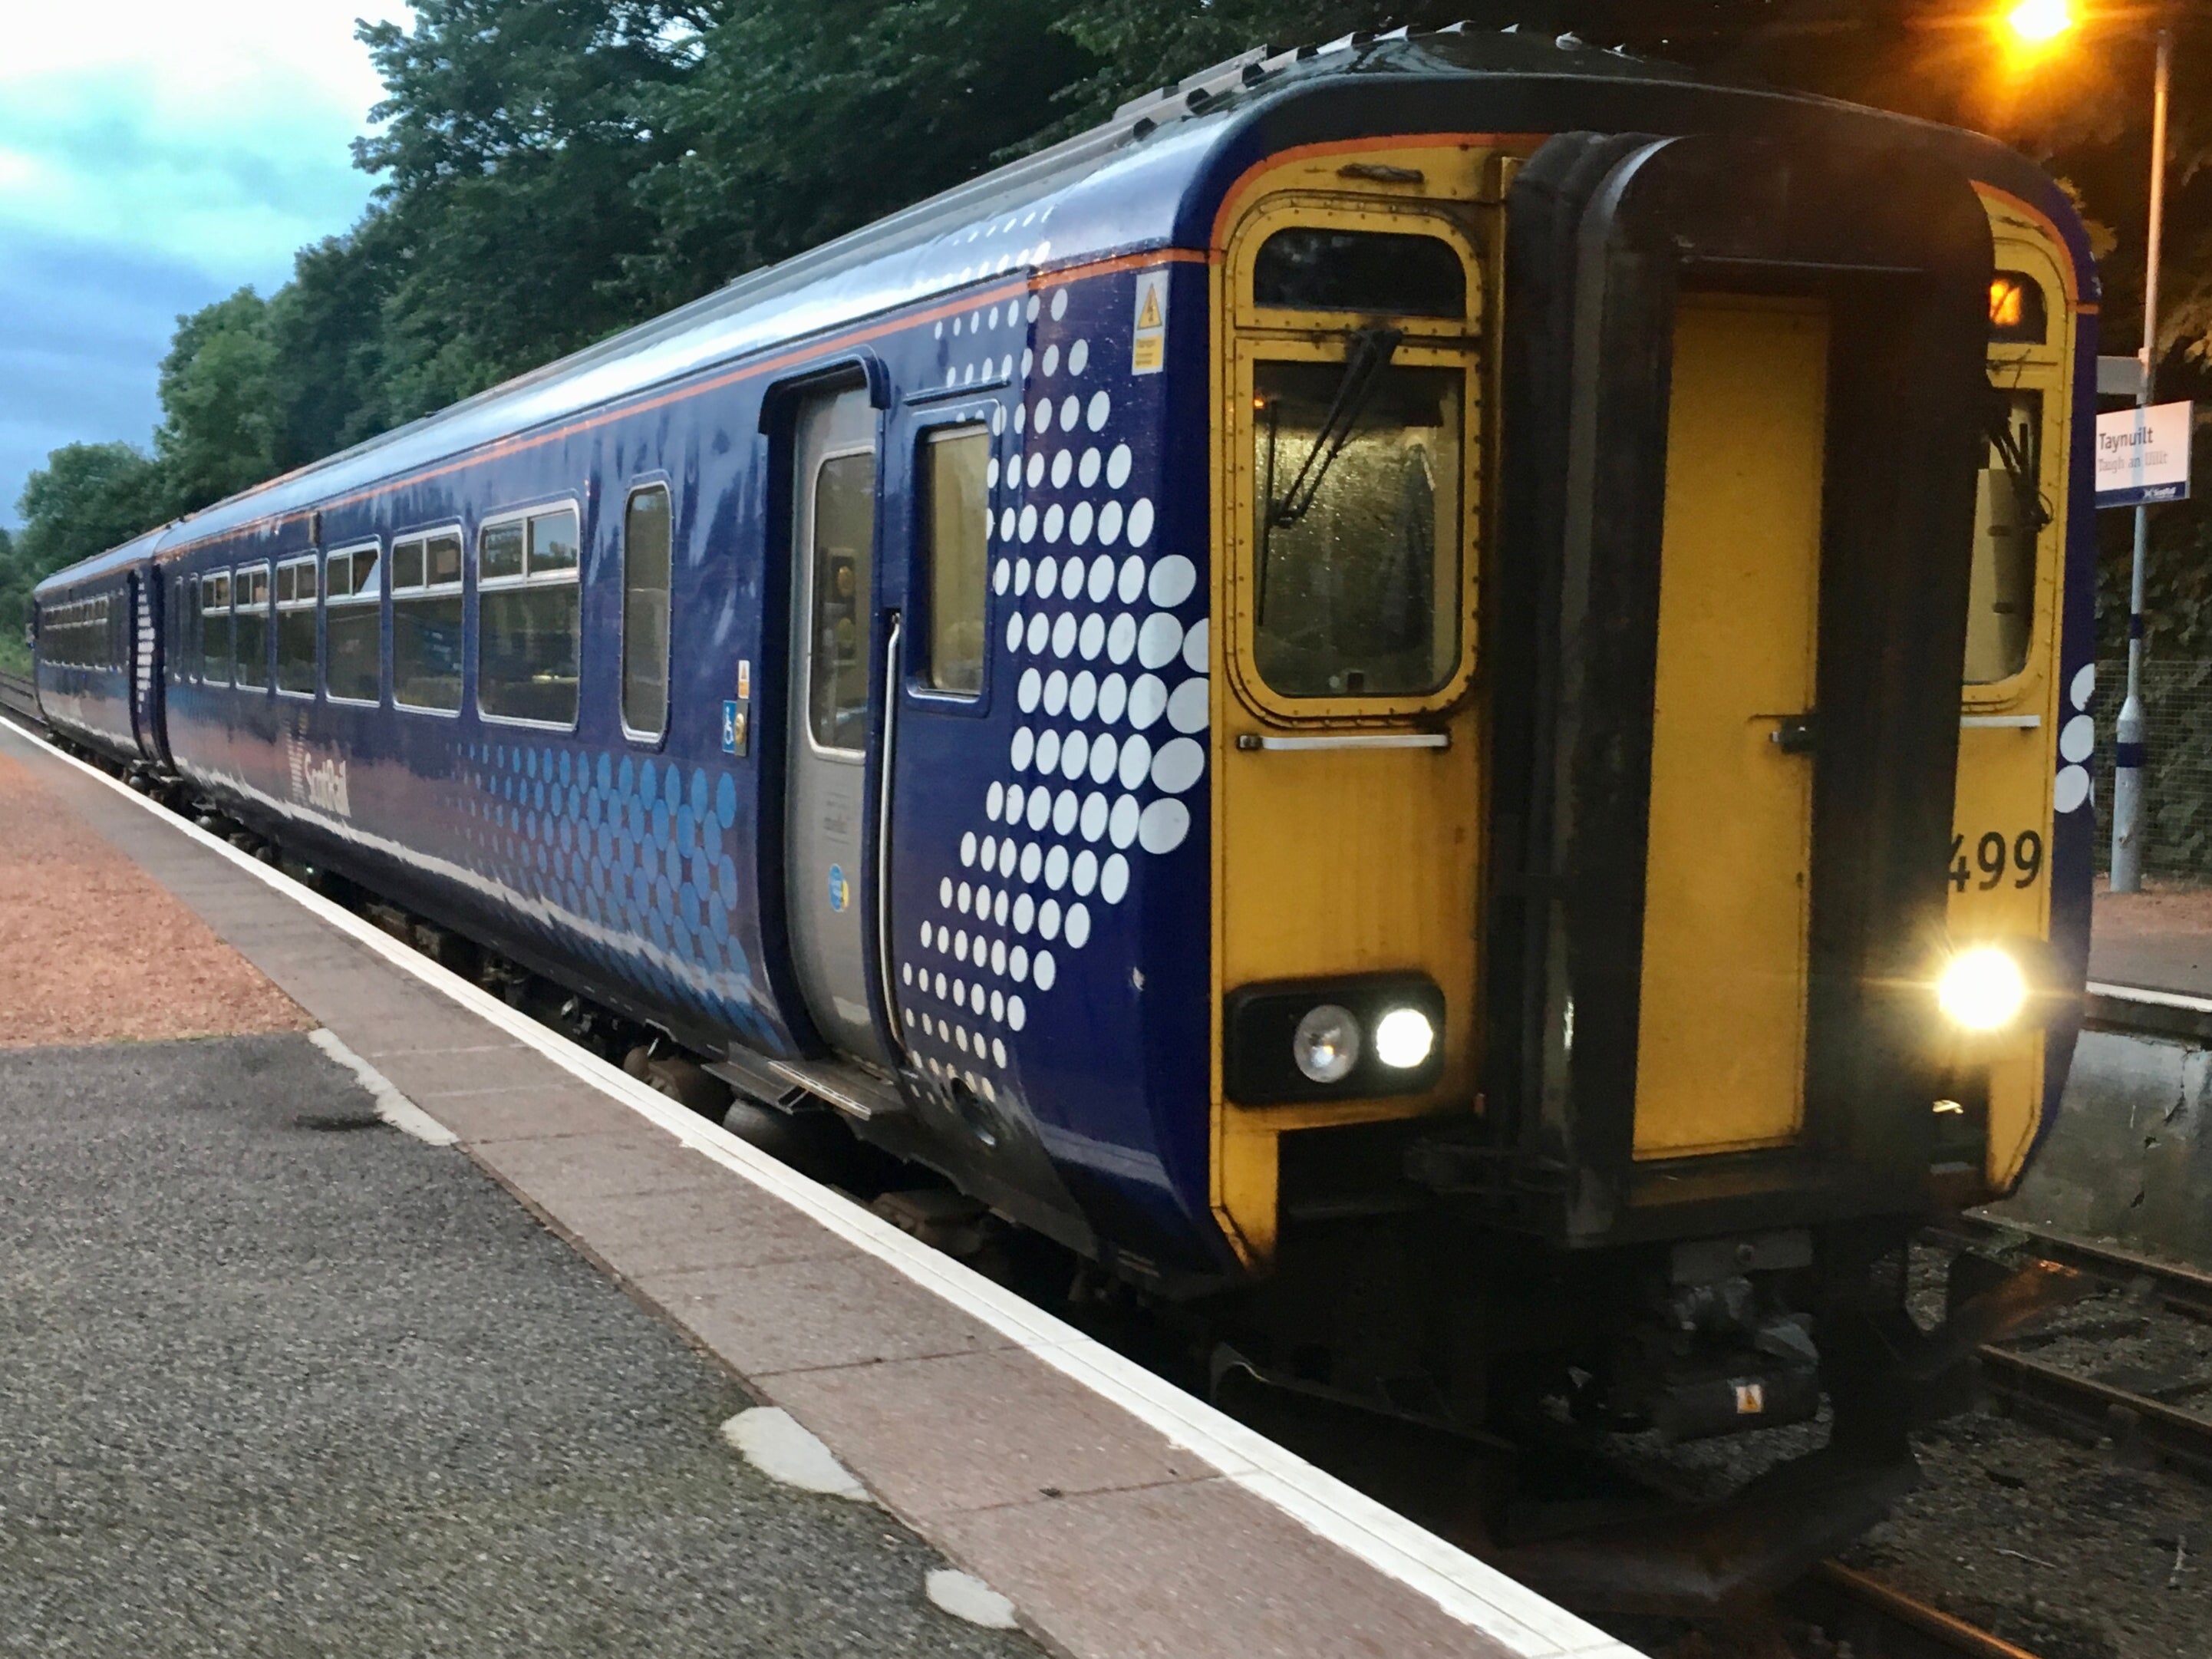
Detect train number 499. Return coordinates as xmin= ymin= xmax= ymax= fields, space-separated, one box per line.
xmin=1950 ymin=830 xmax=2044 ymax=892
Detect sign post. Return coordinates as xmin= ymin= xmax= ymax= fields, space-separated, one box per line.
xmin=2105 ymin=398 xmax=2192 ymax=894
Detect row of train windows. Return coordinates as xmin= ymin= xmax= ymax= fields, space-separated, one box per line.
xmin=170 ymin=490 xmax=672 ymax=737
xmin=39 ymin=594 xmax=124 ymax=670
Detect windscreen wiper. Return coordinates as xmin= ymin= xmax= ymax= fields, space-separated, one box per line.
xmin=1267 ymin=325 xmax=1403 ymax=528
xmin=1987 ymin=386 xmax=2052 ymax=536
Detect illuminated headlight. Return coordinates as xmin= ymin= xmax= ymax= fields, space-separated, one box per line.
xmin=1937 ymin=945 xmax=2029 ymax=1033
xmin=1226 ymin=972 xmax=1445 ymax=1104
xmin=1293 ymin=1004 xmax=1361 ymax=1083
xmin=1373 ymin=1007 xmax=1436 ymax=1070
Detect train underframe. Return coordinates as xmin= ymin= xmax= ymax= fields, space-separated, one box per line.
xmin=1205 ymin=1119 xmax=2088 ymax=1611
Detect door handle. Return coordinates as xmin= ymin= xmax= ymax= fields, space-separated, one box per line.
xmin=1769 ymin=713 xmax=1818 ymax=756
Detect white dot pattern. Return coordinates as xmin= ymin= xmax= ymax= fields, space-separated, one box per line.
xmin=896 ymin=264 xmax=1205 ymax=1112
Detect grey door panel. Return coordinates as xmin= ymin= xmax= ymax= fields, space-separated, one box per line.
xmin=785 ymin=384 xmax=890 ymax=1067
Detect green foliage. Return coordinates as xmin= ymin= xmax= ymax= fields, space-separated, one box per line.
xmin=0 ymin=524 xmax=28 ymax=674
xmin=153 ymin=289 xmax=282 ymax=513
xmin=618 ymin=0 xmax=1098 ymax=313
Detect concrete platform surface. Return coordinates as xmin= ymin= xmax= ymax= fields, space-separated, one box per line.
xmin=0 ymin=715 xmax=1640 ymax=1659
xmin=0 ymin=1033 xmax=1031 ymax=1658
xmin=2092 ymin=882 xmax=2212 ymax=998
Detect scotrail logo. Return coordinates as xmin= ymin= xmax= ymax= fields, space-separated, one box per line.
xmin=285 ymin=725 xmax=351 ymax=819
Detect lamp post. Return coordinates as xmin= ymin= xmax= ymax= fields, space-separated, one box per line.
xmin=2003 ymin=3 xmax=2174 ymax=890
xmin=2110 ymin=27 xmax=2173 ymax=892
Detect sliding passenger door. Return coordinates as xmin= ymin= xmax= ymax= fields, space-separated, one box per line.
xmin=783 ymin=381 xmax=894 ymax=1067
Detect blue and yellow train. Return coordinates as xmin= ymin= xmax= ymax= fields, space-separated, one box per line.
xmin=30 ymin=30 xmax=2100 ymax=1596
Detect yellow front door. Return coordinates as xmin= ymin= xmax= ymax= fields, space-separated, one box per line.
xmin=1633 ymin=295 xmax=1829 ymax=1160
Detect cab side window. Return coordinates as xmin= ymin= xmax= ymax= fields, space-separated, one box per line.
xmin=921 ymin=426 xmax=990 ymax=696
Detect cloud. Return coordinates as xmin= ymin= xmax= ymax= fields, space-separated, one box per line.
xmin=0 ymin=2 xmax=413 ymax=525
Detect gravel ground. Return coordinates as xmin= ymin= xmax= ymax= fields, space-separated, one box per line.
xmin=0 ymin=1032 xmax=1039 ymax=1658
xmin=0 ymin=751 xmax=306 ymax=1045
xmin=1821 ymin=1245 xmax=2212 ymax=1659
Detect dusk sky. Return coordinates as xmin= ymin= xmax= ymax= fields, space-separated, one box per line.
xmin=0 ymin=2 xmax=412 ymax=526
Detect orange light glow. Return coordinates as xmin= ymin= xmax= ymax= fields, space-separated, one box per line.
xmin=2004 ymin=0 xmax=2075 ymax=45
xmin=1990 ymin=275 xmax=2026 ymax=328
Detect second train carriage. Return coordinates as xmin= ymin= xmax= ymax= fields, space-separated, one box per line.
xmin=31 ymin=30 xmax=2098 ymax=1590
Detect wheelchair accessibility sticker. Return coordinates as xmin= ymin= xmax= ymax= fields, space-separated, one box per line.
xmin=826 ymin=864 xmax=850 ymax=912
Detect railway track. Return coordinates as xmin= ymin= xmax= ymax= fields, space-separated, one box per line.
xmin=0 ymin=669 xmax=38 ymax=724
xmin=1935 ymin=1215 xmax=2212 ymax=1483
xmin=1792 ymin=1562 xmax=2047 ymax=1658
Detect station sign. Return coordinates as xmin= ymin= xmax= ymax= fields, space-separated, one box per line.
xmin=2095 ymin=400 xmax=2194 ymax=510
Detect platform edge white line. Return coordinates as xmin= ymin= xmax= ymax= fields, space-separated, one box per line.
xmin=0 ymin=715 xmax=1640 ymax=1659
xmin=2087 ymin=979 xmax=2212 ymax=1014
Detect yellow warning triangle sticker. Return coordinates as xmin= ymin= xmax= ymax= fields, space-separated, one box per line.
xmin=1136 ymin=285 xmax=1163 ymax=330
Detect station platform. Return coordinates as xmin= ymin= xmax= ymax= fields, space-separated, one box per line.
xmin=0 ymin=716 xmax=1636 ymax=1659
xmin=2092 ymin=881 xmax=2212 ymax=1001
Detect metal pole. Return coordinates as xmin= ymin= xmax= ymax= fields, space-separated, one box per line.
xmin=2111 ymin=27 xmax=2171 ymax=892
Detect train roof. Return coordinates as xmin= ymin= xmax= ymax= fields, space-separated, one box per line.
xmin=38 ymin=25 xmax=2075 ymax=599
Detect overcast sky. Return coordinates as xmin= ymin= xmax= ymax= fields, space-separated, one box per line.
xmin=0 ymin=2 xmax=412 ymax=527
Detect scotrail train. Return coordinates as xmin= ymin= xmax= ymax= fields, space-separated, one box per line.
xmin=28 ymin=28 xmax=2100 ymax=1601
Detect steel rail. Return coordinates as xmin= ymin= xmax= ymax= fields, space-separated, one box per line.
xmin=1976 ymin=1344 xmax=2212 ymax=1479
xmin=1947 ymin=1212 xmax=2212 ymax=1322
xmin=1810 ymin=1562 xmax=2046 ymax=1659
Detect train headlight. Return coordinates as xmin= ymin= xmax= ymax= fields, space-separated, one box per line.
xmin=1374 ymin=1007 xmax=1436 ymax=1070
xmin=1937 ymin=945 xmax=2029 ymax=1033
xmin=1226 ymin=973 xmax=1443 ymax=1103
xmin=1293 ymin=1004 xmax=1361 ymax=1083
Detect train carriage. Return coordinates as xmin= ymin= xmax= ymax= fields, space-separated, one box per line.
xmin=31 ymin=28 xmax=2098 ymax=1598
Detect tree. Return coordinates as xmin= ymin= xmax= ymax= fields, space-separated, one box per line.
xmin=3 ymin=444 xmax=170 ymax=661
xmin=617 ymin=0 xmax=1099 ymax=313
xmin=13 ymin=444 xmax=170 ymax=576
xmin=351 ymin=0 xmax=707 ymax=407
xmin=153 ymin=289 xmax=282 ymax=516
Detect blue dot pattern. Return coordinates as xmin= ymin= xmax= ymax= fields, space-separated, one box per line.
xmin=456 ymin=739 xmax=773 ymax=1044
xmin=894 ymin=269 xmax=1208 ymax=1110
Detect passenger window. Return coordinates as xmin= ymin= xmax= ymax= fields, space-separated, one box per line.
xmin=1965 ymin=391 xmax=2042 ymax=684
xmin=621 ymin=485 xmax=671 ymax=739
xmin=275 ymin=557 xmax=318 ymax=695
xmin=392 ymin=532 xmax=464 ymax=711
xmin=325 ymin=545 xmax=381 ymax=704
xmin=1251 ymin=358 xmax=1463 ymax=698
xmin=233 ymin=566 xmax=271 ymax=690
xmin=921 ymin=427 xmax=990 ymax=695
xmin=478 ymin=505 xmax=581 ymax=726
xmin=807 ymin=453 xmax=875 ymax=750
xmin=199 ymin=572 xmax=231 ymax=684
xmin=1254 ymin=229 xmax=1467 ymax=318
